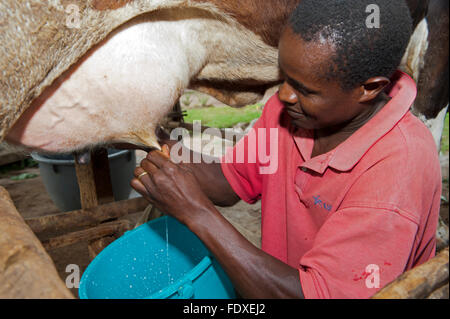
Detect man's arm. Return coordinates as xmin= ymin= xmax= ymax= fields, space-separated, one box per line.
xmin=190 ymin=204 xmax=305 ymax=299
xmin=132 ymin=149 xmax=304 ymax=299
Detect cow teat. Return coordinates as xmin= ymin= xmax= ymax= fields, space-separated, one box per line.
xmin=125 ymin=131 xmax=162 ymax=152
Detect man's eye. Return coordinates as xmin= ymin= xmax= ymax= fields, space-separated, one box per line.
xmin=298 ymin=89 xmax=309 ymax=96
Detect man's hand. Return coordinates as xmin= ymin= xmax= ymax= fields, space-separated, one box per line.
xmin=130 ymin=145 xmax=216 ymax=226
xmin=129 ymin=126 xmax=239 ymax=208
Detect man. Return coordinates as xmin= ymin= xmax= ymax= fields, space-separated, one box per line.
xmin=131 ymin=0 xmax=441 ymax=298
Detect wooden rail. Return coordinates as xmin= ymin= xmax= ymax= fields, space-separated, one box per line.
xmin=0 ymin=186 xmax=73 ymax=298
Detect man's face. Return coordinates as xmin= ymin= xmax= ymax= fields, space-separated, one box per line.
xmin=278 ymin=27 xmax=363 ymax=131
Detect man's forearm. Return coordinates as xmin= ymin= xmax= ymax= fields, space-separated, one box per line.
xmin=181 ymin=161 xmax=240 ymax=207
xmin=187 ymin=205 xmax=305 ymax=299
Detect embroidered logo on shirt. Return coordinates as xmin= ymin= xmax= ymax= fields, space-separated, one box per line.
xmin=313 ymin=195 xmax=332 ymax=212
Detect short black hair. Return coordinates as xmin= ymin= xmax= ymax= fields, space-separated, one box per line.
xmin=288 ymin=0 xmax=413 ymax=90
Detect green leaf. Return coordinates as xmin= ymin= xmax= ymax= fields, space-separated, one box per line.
xmin=184 ymin=104 xmax=263 ymax=128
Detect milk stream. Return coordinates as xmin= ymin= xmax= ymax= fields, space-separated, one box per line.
xmin=165 ymin=217 xmax=170 ymax=285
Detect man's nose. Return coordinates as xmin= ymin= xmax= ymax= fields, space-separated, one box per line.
xmin=278 ymin=82 xmax=298 ymax=105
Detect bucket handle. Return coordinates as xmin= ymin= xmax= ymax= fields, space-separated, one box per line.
xmin=52 ymin=164 xmax=59 ymax=174
xmin=175 ymin=280 xmax=195 ymax=299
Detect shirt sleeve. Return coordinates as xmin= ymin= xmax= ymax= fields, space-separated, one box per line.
xmin=298 ymin=206 xmax=418 ymax=299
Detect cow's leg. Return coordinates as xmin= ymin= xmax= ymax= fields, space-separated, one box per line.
xmin=412 ymin=0 xmax=449 ymax=151
xmin=405 ymin=0 xmax=431 ymax=28
xmin=420 ymin=104 xmax=449 ymax=151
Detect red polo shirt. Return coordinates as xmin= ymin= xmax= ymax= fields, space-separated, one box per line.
xmin=220 ymin=71 xmax=442 ymax=299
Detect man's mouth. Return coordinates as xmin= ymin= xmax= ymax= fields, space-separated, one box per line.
xmin=285 ymin=107 xmax=305 ymax=119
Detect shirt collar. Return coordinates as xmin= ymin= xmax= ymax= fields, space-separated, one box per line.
xmin=293 ymin=70 xmax=417 ymax=173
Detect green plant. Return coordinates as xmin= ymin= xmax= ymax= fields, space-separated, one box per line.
xmin=0 ymin=158 xmax=38 ymax=175
xmin=184 ymin=104 xmax=263 ymax=128
xmin=10 ymin=172 xmax=38 ymax=180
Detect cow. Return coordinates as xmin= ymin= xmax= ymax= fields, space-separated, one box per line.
xmin=0 ymin=0 xmax=448 ymax=153
xmin=403 ymin=0 xmax=449 ymax=149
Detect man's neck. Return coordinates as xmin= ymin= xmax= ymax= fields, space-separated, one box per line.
xmin=311 ymin=93 xmax=390 ymax=158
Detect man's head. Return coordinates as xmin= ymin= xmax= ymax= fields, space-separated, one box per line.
xmin=278 ymin=0 xmax=413 ymax=131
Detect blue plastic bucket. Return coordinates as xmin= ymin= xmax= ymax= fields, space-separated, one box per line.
xmin=79 ymin=216 xmax=236 ymax=299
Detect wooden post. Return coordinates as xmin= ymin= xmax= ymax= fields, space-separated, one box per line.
xmin=74 ymin=148 xmax=114 ymax=210
xmin=372 ymin=247 xmax=449 ymax=299
xmin=75 ymin=151 xmax=98 ymax=209
xmin=427 ymin=283 xmax=449 ymax=299
xmin=90 ymin=148 xmax=115 ymax=205
xmin=0 ymin=186 xmax=73 ymax=299
xmin=74 ymin=148 xmax=120 ymax=260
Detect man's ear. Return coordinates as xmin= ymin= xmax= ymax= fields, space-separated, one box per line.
xmin=358 ymin=77 xmax=391 ymax=103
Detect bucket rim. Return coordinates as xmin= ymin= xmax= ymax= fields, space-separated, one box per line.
xmin=30 ymin=149 xmax=132 ymax=166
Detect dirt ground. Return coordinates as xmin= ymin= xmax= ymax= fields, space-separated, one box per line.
xmin=0 ymin=149 xmax=447 ymax=299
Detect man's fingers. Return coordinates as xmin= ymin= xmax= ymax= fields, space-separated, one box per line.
xmin=140 ymin=159 xmax=160 ymax=176
xmin=134 ymin=167 xmax=152 ymax=183
xmin=146 ymin=149 xmax=171 ymax=168
xmin=133 ymin=167 xmax=154 ymax=193
xmin=132 ymin=167 xmax=157 ymax=200
xmin=131 ymin=168 xmax=152 ymax=200
xmin=130 ymin=178 xmax=152 ymax=201
xmin=162 ymin=144 xmax=170 ymax=158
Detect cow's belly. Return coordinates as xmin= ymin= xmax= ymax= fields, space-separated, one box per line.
xmin=6 ymin=17 xmax=206 ymax=153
